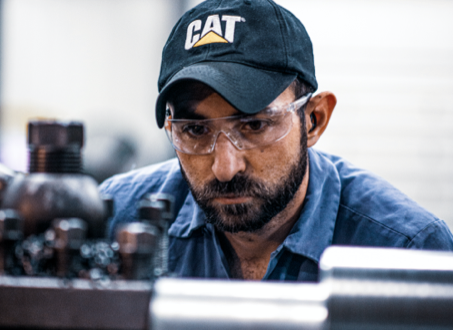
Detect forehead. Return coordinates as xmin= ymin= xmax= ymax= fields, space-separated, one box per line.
xmin=168 ymin=80 xmax=297 ymax=120
xmin=166 ymin=81 xmax=214 ymax=119
xmin=194 ymin=93 xmax=240 ymax=119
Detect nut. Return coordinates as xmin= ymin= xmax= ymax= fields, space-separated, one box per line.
xmin=116 ymin=223 xmax=158 ymax=254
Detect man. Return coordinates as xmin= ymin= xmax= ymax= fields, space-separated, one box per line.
xmin=100 ymin=0 xmax=453 ymax=281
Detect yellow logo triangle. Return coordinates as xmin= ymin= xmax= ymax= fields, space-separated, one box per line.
xmin=194 ymin=31 xmax=228 ymax=48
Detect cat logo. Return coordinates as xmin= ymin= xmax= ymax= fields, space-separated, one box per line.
xmin=185 ymin=15 xmax=245 ymax=50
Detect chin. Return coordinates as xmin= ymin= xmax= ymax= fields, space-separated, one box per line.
xmin=205 ymin=202 xmax=271 ymax=233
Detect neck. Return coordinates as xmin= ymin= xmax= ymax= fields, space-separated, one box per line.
xmin=219 ymin=164 xmax=310 ymax=279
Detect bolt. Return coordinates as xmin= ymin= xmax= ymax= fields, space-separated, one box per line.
xmin=53 ymin=218 xmax=87 ymax=277
xmin=116 ymin=222 xmax=158 ymax=280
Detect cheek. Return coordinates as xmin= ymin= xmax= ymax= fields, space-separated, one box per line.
xmin=250 ymin=124 xmax=302 ymax=181
xmin=177 ymin=152 xmax=213 ymax=185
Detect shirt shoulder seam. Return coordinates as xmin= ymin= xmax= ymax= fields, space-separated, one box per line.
xmin=339 ymin=203 xmax=412 ymax=241
xmin=405 ymin=218 xmax=444 ymax=247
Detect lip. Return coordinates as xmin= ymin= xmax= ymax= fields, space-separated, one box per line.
xmin=213 ymin=196 xmax=252 ymax=205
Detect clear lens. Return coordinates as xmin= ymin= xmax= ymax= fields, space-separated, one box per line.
xmin=166 ymin=112 xmax=292 ymax=155
xmin=165 ymin=93 xmax=311 ymax=155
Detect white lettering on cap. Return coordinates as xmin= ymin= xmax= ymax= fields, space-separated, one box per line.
xmin=201 ymin=15 xmax=223 ymax=38
xmin=185 ymin=19 xmax=202 ymax=50
xmin=222 ymin=15 xmax=242 ymax=43
xmin=185 ymin=15 xmax=244 ymax=50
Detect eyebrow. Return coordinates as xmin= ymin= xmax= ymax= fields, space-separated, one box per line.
xmin=169 ymin=101 xmax=268 ymax=121
xmin=171 ymin=107 xmax=268 ymax=121
xmin=167 ymin=104 xmax=207 ymax=120
xmin=169 ymin=103 xmax=207 ymax=120
xmin=177 ymin=112 xmax=207 ymax=120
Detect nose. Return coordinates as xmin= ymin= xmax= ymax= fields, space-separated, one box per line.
xmin=211 ymin=132 xmax=246 ymax=182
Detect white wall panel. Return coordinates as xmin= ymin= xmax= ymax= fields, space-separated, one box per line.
xmin=276 ymin=0 xmax=453 ymax=227
xmin=1 ymin=0 xmax=177 ymax=171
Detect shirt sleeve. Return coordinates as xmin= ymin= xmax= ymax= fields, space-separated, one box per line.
xmin=406 ymin=219 xmax=453 ymax=251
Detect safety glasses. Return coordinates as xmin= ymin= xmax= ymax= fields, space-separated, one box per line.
xmin=165 ymin=93 xmax=312 ymax=155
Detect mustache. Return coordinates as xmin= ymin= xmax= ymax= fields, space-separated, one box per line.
xmin=192 ymin=174 xmax=269 ymax=201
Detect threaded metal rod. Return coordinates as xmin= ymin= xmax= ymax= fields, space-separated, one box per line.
xmin=29 ymin=148 xmax=82 ymax=173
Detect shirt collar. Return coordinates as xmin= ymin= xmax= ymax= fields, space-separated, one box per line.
xmin=169 ymin=190 xmax=206 ymax=238
xmin=169 ymin=148 xmax=341 ymax=262
xmin=282 ymin=148 xmax=341 ymax=263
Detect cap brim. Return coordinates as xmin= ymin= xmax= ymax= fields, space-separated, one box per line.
xmin=155 ymin=62 xmax=297 ymax=128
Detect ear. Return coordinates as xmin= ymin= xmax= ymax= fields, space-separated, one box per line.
xmin=164 ymin=112 xmax=172 ymax=130
xmin=304 ymin=92 xmax=337 ymax=148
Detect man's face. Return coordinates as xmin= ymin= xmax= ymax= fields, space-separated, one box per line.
xmin=175 ymin=86 xmax=308 ymax=233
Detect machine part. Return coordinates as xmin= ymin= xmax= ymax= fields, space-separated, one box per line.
xmin=150 ymin=194 xmax=174 ymax=277
xmin=141 ymin=193 xmax=175 ymax=277
xmin=0 ymin=209 xmax=23 ymax=241
xmin=1 ymin=246 xmax=453 ymax=329
xmin=53 ymin=218 xmax=87 ymax=277
xmin=150 ymin=278 xmax=329 ymax=330
xmin=101 ymin=194 xmax=115 ymax=238
xmin=102 ymin=194 xmax=115 ymax=219
xmin=320 ymin=247 xmax=453 ymax=330
xmin=143 ymin=193 xmax=175 ymax=224
xmin=0 ymin=209 xmax=23 ymax=274
xmin=28 ymin=120 xmax=83 ymax=173
xmin=0 ymin=276 xmax=152 ymax=330
xmin=1 ymin=120 xmax=108 ymax=238
xmin=151 ymin=247 xmax=453 ymax=330
xmin=138 ymin=199 xmax=165 ymax=228
xmin=117 ymin=222 xmax=159 ymax=280
xmin=138 ymin=198 xmax=166 ymax=277
xmin=0 ymin=163 xmax=17 ymax=207
xmin=2 ymin=173 xmax=107 ymax=238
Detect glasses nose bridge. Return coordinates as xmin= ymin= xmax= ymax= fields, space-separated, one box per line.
xmin=211 ymin=127 xmax=243 ymax=152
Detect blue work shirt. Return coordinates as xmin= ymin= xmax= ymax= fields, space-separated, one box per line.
xmin=99 ymin=148 xmax=453 ymax=281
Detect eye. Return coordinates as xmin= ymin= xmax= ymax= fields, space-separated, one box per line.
xmin=240 ymin=117 xmax=276 ymax=133
xmin=245 ymin=120 xmax=266 ymax=131
xmin=182 ymin=124 xmax=210 ymax=137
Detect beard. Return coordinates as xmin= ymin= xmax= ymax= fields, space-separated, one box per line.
xmin=180 ymin=137 xmax=308 ymax=234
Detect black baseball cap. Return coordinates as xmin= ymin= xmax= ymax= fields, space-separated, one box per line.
xmin=156 ymin=0 xmax=317 ymax=128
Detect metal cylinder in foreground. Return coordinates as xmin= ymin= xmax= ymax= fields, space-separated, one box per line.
xmin=320 ymin=247 xmax=453 ymax=330
xmin=150 ymin=247 xmax=453 ymax=330
xmin=150 ymin=278 xmax=328 ymax=330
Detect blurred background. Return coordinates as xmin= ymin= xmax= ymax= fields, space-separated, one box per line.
xmin=0 ymin=0 xmax=452 ymax=228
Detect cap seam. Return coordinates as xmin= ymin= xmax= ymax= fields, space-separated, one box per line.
xmin=203 ymin=0 xmax=224 ymax=62
xmin=268 ymin=0 xmax=288 ymax=71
